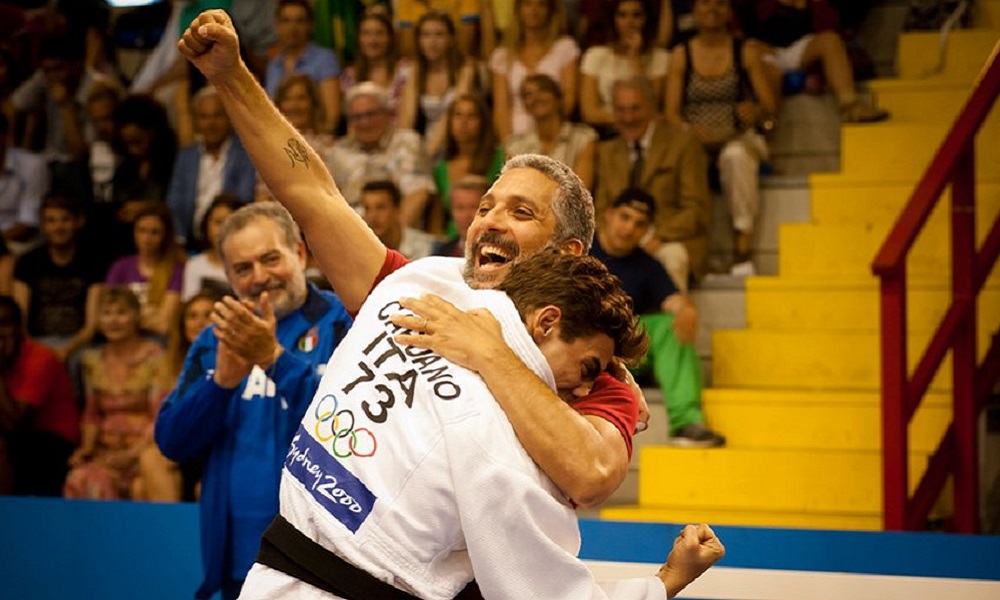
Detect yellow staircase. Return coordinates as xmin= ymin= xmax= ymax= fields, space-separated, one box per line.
xmin=602 ymin=6 xmax=1000 ymax=530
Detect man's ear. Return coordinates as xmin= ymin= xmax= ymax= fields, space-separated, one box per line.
xmin=530 ymin=305 xmax=562 ymax=343
xmin=559 ymin=238 xmax=585 ymax=256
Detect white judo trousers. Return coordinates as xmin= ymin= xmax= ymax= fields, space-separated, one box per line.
xmin=240 ymin=257 xmax=665 ymax=600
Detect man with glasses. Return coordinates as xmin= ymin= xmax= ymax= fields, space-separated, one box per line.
xmin=330 ymin=82 xmax=436 ymax=222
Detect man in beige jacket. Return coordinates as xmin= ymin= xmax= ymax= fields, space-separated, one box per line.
xmin=595 ymin=76 xmax=712 ymax=291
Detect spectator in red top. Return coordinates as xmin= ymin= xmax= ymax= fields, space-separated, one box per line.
xmin=0 ymin=295 xmax=80 ymax=496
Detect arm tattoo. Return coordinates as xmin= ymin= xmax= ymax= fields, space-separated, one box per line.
xmin=284 ymin=139 xmax=310 ymax=168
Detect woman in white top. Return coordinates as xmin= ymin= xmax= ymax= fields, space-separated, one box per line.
xmin=489 ymin=0 xmax=580 ymax=141
xmin=505 ymin=73 xmax=597 ymax=190
xmin=580 ymin=0 xmax=670 ymax=131
xmin=180 ymin=194 xmax=240 ymax=302
xmin=398 ymin=11 xmax=481 ymax=159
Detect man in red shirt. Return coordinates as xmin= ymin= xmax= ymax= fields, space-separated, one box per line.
xmin=0 ymin=296 xmax=80 ymax=496
xmin=179 ymin=10 xmax=648 ymax=510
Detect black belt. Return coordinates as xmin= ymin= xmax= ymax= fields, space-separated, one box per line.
xmin=257 ymin=514 xmax=420 ymax=600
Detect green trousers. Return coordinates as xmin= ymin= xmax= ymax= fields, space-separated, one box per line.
xmin=632 ymin=313 xmax=705 ymax=435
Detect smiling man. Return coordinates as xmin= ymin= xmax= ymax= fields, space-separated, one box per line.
xmin=596 ymin=75 xmax=711 ymax=292
xmin=329 ymin=82 xmax=436 ymax=225
xmin=155 ymin=203 xmax=353 ymax=600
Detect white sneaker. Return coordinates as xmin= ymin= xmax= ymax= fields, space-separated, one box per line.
xmin=730 ymin=261 xmax=756 ymax=277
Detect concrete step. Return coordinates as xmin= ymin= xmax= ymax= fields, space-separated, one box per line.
xmin=710 ymin=329 xmax=955 ymax=391
xmin=701 ymin=388 xmax=951 ymax=453
xmin=809 ymin=180 xmax=1000 ymax=229
xmin=704 ymin=176 xmax=812 ymax=277
xmin=839 ymin=119 xmax=1000 ymax=181
xmin=744 ymin=276 xmax=1000 ymax=333
xmin=973 ymin=0 xmax=1000 ymax=29
xmin=768 ymin=94 xmax=842 ymax=176
xmin=897 ymin=29 xmax=1000 ymax=80
xmin=869 ymin=78 xmax=973 ymax=122
xmin=635 ymin=446 xmax=929 ymax=513
xmin=777 ymin=221 xmax=1000 ymax=281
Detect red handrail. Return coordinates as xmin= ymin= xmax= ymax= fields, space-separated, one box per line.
xmin=872 ymin=41 xmax=1000 ymax=533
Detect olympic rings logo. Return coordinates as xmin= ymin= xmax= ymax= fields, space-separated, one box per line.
xmin=313 ymin=394 xmax=378 ymax=458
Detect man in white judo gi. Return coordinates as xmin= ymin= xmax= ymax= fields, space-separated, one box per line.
xmin=245 ymin=251 xmax=723 ymax=599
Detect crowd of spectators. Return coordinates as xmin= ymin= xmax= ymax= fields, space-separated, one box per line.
xmin=0 ymin=0 xmax=885 ymax=496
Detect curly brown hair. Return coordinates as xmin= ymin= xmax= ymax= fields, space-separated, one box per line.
xmin=498 ymin=250 xmax=648 ymax=366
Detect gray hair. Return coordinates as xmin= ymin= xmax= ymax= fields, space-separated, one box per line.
xmin=345 ymin=81 xmax=390 ymax=110
xmin=501 ymin=154 xmax=595 ymax=253
xmin=611 ymin=75 xmax=656 ymax=105
xmin=217 ymin=202 xmax=302 ymax=262
xmin=192 ymin=84 xmax=221 ymax=108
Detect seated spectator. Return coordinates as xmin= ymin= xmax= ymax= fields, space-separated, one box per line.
xmin=10 ymin=37 xmax=112 ymax=201
xmin=733 ymin=0 xmax=888 ymax=123
xmin=394 ymin=0 xmax=493 ymax=59
xmin=506 ymin=73 xmax=597 ymax=189
xmin=340 ymin=7 xmax=411 ymax=122
xmin=432 ymin=174 xmax=488 ymax=257
xmin=13 ymin=195 xmax=104 ymax=362
xmin=166 ymin=85 xmax=255 ymax=247
xmin=111 ymin=94 xmax=178 ymax=208
xmin=330 ymin=82 xmax=436 ymax=223
xmin=591 ymin=188 xmax=725 ymax=446
xmin=398 ymin=11 xmax=482 ymax=159
xmin=360 ymin=179 xmax=438 ymax=259
xmin=665 ymin=0 xmax=777 ymax=276
xmin=489 ymin=0 xmax=580 ymax=141
xmin=580 ymin=0 xmax=670 ymax=133
xmin=578 ymin=0 xmax=676 ymax=48
xmin=105 ymin=203 xmax=185 ymax=339
xmin=64 ymin=286 xmax=179 ymax=501
xmin=266 ymin=0 xmax=341 ymax=134
xmin=95 ymin=94 xmax=177 ymax=266
xmin=0 ymin=295 xmax=79 ymax=496
xmin=164 ymin=291 xmax=217 ymax=501
xmin=596 ymin=76 xmax=711 ymax=291
xmin=181 ymin=194 xmax=240 ymax=302
xmin=83 ymin=84 xmax=121 ymax=207
xmin=0 ymin=112 xmax=48 ymax=248
xmin=433 ymin=93 xmax=505 ymax=236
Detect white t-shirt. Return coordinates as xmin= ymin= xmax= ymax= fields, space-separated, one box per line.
xmin=489 ymin=37 xmax=581 ymax=136
xmin=580 ymin=45 xmax=670 ymax=111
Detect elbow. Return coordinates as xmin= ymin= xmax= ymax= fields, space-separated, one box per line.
xmin=153 ymin=411 xmax=190 ymax=462
xmin=567 ymin=462 xmax=623 ymax=508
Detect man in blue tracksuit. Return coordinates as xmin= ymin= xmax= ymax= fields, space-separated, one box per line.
xmin=155 ymin=203 xmax=352 ymax=600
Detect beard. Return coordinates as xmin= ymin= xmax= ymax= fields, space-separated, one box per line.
xmin=245 ymin=277 xmax=307 ymax=319
xmin=462 ymin=234 xmax=562 ymax=289
xmin=462 ymin=232 xmax=521 ymax=289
